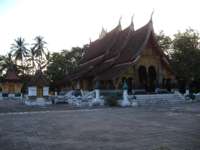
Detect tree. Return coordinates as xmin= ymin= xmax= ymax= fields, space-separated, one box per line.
xmin=156 ymin=31 xmax=172 ymax=56
xmin=27 ymin=47 xmax=36 ymax=74
xmin=11 ymin=37 xmax=28 ymax=68
xmin=170 ymin=28 xmax=200 ymax=86
xmin=32 ymin=36 xmax=48 ymax=70
xmin=62 ymin=47 xmax=85 ymax=73
xmin=46 ymin=46 xmax=85 ymax=90
xmin=0 ymin=53 xmax=18 ymax=75
xmin=47 ymin=52 xmax=67 ymax=90
xmin=33 ymin=36 xmax=46 ymax=57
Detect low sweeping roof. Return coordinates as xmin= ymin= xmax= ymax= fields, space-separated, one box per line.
xmin=68 ymin=18 xmax=173 ymax=81
xmin=1 ymin=67 xmax=21 ymax=83
xmin=28 ymin=70 xmax=49 ymax=87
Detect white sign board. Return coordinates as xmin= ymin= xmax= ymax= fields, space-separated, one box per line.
xmin=28 ymin=86 xmax=37 ymax=96
xmin=43 ymin=87 xmax=49 ymax=96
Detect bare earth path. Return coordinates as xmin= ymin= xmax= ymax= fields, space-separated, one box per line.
xmin=0 ymin=102 xmax=200 ymax=150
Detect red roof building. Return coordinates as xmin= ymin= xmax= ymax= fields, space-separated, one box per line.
xmin=68 ymin=17 xmax=175 ymax=92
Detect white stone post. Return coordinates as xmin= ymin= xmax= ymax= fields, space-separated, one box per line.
xmin=95 ymin=89 xmax=100 ymax=101
xmin=121 ymin=81 xmax=130 ymax=107
xmin=185 ymin=89 xmax=189 ymax=95
xmin=92 ymin=80 xmax=102 ymax=106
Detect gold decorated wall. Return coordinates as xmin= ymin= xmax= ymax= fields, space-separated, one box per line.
xmin=120 ymin=47 xmax=175 ymax=89
xmin=0 ymin=82 xmax=22 ymax=93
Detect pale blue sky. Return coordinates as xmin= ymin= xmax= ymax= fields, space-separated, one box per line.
xmin=0 ymin=0 xmax=16 ymax=14
xmin=0 ymin=0 xmax=200 ymax=55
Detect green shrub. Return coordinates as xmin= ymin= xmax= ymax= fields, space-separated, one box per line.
xmin=105 ymin=96 xmax=118 ymax=107
xmin=15 ymin=93 xmax=21 ymax=97
xmin=153 ymin=146 xmax=170 ymax=150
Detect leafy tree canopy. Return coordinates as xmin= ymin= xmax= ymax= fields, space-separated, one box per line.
xmin=170 ymin=28 xmax=200 ymax=83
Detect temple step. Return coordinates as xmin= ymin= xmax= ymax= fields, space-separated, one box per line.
xmin=134 ymin=92 xmax=185 ymax=106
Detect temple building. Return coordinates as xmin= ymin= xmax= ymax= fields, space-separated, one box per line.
xmin=27 ymin=70 xmax=49 ymax=98
xmin=69 ymin=17 xmax=175 ymax=92
xmin=0 ymin=67 xmax=23 ymax=97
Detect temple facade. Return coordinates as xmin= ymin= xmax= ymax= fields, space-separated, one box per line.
xmin=27 ymin=70 xmax=49 ymax=98
xmin=69 ymin=18 xmax=175 ymax=92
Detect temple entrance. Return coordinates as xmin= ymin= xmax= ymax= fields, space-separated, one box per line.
xmin=166 ymin=78 xmax=171 ymax=92
xmin=37 ymin=87 xmax=43 ymax=97
xmin=138 ymin=66 xmax=147 ymax=89
xmin=148 ymin=66 xmax=156 ymax=92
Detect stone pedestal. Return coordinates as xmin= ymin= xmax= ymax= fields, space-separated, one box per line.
xmin=121 ymin=81 xmax=130 ymax=107
xmin=95 ymin=89 xmax=100 ymax=101
xmin=185 ymin=89 xmax=189 ymax=95
xmin=92 ymin=81 xmax=103 ymax=106
xmin=121 ymin=90 xmax=131 ymax=107
xmin=92 ymin=89 xmax=102 ymax=106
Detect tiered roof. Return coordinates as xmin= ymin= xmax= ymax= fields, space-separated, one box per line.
xmin=2 ymin=66 xmax=20 ymax=82
xmin=28 ymin=70 xmax=49 ymax=87
xmin=71 ymin=17 xmax=173 ymax=81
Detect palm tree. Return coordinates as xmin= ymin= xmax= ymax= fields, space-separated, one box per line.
xmin=33 ymin=36 xmax=47 ymax=70
xmin=11 ymin=37 xmax=28 ymax=67
xmin=33 ymin=36 xmax=47 ymax=58
xmin=40 ymin=51 xmax=51 ymax=70
xmin=27 ymin=47 xmax=36 ymax=74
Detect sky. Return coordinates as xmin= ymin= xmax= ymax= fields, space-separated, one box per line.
xmin=0 ymin=0 xmax=200 ymax=55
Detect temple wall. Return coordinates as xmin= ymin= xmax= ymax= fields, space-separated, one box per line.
xmin=0 ymin=82 xmax=22 ymax=93
xmin=134 ymin=48 xmax=160 ymax=87
xmin=28 ymin=86 xmax=49 ymax=97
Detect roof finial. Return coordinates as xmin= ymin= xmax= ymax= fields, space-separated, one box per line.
xmin=99 ymin=26 xmax=107 ymax=39
xmin=150 ymin=9 xmax=155 ymax=21
xmin=119 ymin=16 xmax=122 ymax=25
xmin=89 ymin=37 xmax=91 ymax=44
xmin=130 ymin=14 xmax=135 ymax=31
xmin=118 ymin=16 xmax=122 ymax=30
xmin=131 ymin=14 xmax=134 ymax=24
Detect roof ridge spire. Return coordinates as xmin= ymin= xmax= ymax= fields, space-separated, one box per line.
xmin=102 ymin=26 xmax=107 ymax=32
xmin=150 ymin=9 xmax=155 ymax=22
xmin=99 ymin=26 xmax=107 ymax=39
xmin=118 ymin=16 xmax=122 ymax=30
xmin=89 ymin=37 xmax=92 ymax=44
xmin=130 ymin=14 xmax=135 ymax=31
